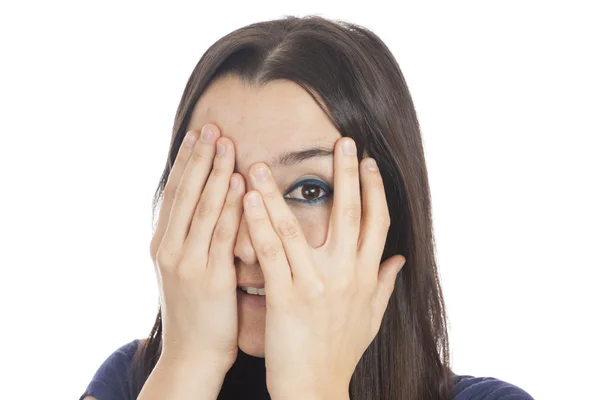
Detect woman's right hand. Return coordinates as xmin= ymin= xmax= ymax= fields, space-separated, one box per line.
xmin=149 ymin=124 xmax=245 ymax=372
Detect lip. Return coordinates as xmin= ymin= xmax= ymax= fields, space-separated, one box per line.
xmin=237 ymin=283 xmax=265 ymax=289
xmin=237 ymin=287 xmax=267 ymax=309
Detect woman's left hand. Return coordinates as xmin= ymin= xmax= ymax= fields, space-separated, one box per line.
xmin=243 ymin=137 xmax=406 ymax=400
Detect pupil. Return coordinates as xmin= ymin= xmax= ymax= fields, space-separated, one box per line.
xmin=302 ymin=185 xmax=320 ymax=200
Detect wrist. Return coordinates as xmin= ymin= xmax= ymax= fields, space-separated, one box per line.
xmin=274 ymin=393 xmax=349 ymax=400
xmin=146 ymin=356 xmax=229 ymax=400
xmin=157 ymin=353 xmax=231 ymax=382
xmin=271 ymin=385 xmax=349 ymax=400
xmin=159 ymin=350 xmax=234 ymax=376
xmin=267 ymin=369 xmax=350 ymax=400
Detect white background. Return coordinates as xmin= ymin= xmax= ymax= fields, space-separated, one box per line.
xmin=1 ymin=1 xmax=598 ymax=399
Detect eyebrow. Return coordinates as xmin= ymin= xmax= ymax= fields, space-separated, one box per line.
xmin=269 ymin=145 xmax=334 ymax=168
xmin=232 ymin=144 xmax=335 ymax=175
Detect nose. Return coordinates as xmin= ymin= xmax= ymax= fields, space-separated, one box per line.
xmin=233 ymin=212 xmax=258 ymax=265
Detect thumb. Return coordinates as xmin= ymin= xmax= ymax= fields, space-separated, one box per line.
xmin=371 ymin=255 xmax=406 ymax=329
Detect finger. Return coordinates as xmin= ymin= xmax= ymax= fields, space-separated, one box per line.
xmin=243 ymin=190 xmax=292 ymax=297
xmin=327 ymin=137 xmax=361 ymax=264
xmin=161 ymin=124 xmax=220 ymax=255
xmin=184 ymin=136 xmax=238 ymax=270
xmin=150 ymin=129 xmax=200 ymax=258
xmin=205 ymin=173 xmax=245 ymax=281
xmin=248 ymin=163 xmax=315 ymax=282
xmin=356 ymin=157 xmax=391 ymax=282
xmin=371 ymin=255 xmax=405 ymax=332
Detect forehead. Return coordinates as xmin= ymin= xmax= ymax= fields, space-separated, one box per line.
xmin=186 ymin=74 xmax=341 ymax=174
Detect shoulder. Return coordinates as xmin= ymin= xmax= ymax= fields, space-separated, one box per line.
xmin=450 ymin=374 xmax=535 ymax=400
xmin=104 ymin=339 xmax=143 ymax=362
xmin=79 ymin=339 xmax=145 ymax=400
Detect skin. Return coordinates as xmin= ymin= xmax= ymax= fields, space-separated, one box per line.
xmin=83 ymin=73 xmax=405 ymax=400
xmin=186 ymin=74 xmax=345 ymax=358
xmin=138 ymin=73 xmax=405 ymax=400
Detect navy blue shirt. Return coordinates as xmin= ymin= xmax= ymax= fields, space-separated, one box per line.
xmin=80 ymin=340 xmax=534 ymax=399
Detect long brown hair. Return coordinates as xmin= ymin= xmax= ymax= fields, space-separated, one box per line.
xmin=130 ymin=14 xmax=454 ymax=400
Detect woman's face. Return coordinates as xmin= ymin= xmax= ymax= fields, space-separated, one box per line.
xmin=186 ymin=74 xmax=342 ymax=357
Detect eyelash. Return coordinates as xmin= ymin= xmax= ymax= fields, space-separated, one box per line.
xmin=283 ymin=178 xmax=333 ymax=205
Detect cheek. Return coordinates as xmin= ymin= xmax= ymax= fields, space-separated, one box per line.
xmin=294 ymin=206 xmax=332 ymax=247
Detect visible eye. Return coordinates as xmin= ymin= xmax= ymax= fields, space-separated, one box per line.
xmin=283 ymin=178 xmax=333 ymax=205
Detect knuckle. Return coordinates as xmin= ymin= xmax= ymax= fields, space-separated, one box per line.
xmin=250 ymin=213 xmax=270 ymax=225
xmin=212 ymin=223 xmax=233 ymax=244
xmin=194 ymin=200 xmax=213 ymax=220
xmin=174 ymin=184 xmax=189 ymax=203
xmin=303 ymin=280 xmax=326 ymax=299
xmin=189 ymin=147 xmax=206 ymax=164
xmin=380 ymin=212 xmax=391 ymax=230
xmin=156 ymin=246 xmax=179 ymax=270
xmin=335 ymin=274 xmax=356 ymax=293
xmin=263 ymin=189 xmax=280 ymax=202
xmin=258 ymin=243 xmax=281 ymax=261
xmin=342 ymin=204 xmax=362 ymax=222
xmin=343 ymin=165 xmax=358 ymax=177
xmin=209 ymin=165 xmax=225 ymax=179
xmin=222 ymin=197 xmax=239 ymax=211
xmin=219 ymin=198 xmax=238 ymax=218
xmin=275 ymin=219 xmax=301 ymax=239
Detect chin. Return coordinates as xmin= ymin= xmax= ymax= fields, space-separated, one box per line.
xmin=238 ymin=326 xmax=265 ymax=357
xmin=237 ymin=303 xmax=266 ymax=357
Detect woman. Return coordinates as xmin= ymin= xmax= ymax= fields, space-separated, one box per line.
xmin=80 ymin=15 xmax=534 ymax=400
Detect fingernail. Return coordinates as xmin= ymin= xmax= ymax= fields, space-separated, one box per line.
xmin=252 ymin=165 xmax=269 ymax=182
xmin=343 ymin=139 xmax=356 ymax=155
xmin=248 ymin=192 xmax=261 ymax=206
xmin=201 ymin=125 xmax=214 ymax=143
xmin=229 ymin=175 xmax=239 ymax=190
xmin=366 ymin=158 xmax=378 ymax=171
xmin=217 ymin=141 xmax=226 ymax=156
xmin=398 ymin=259 xmax=406 ymax=272
xmin=184 ymin=131 xmax=198 ymax=147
